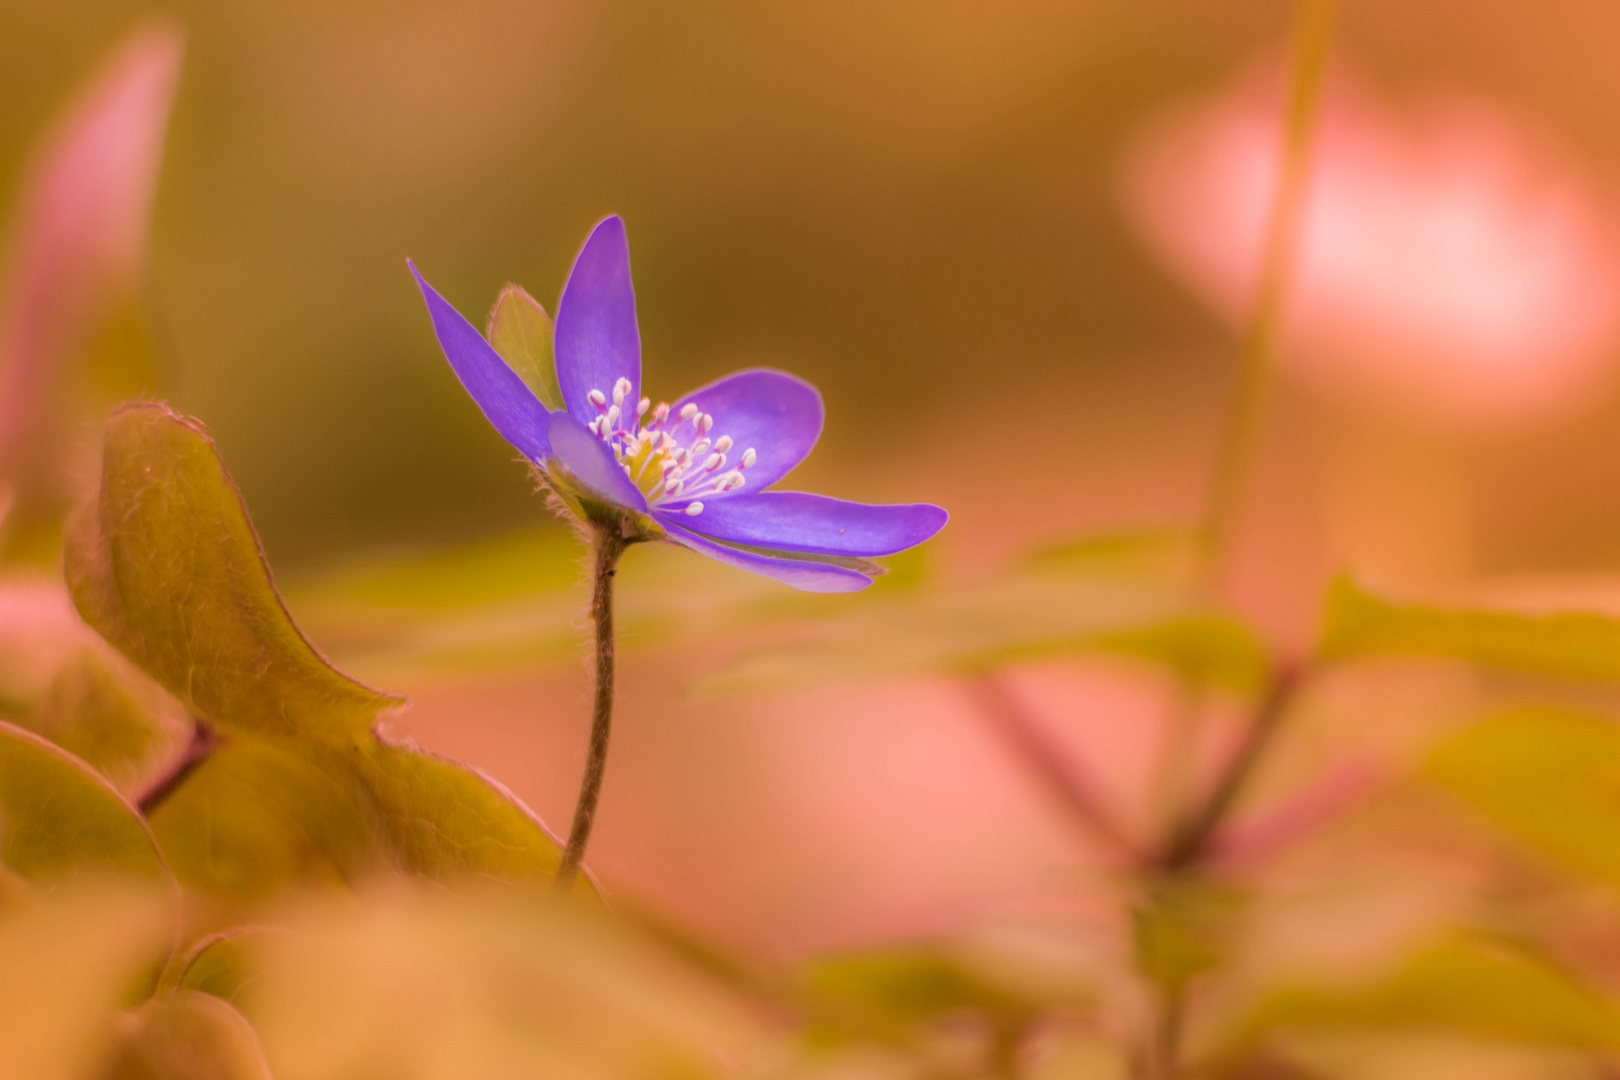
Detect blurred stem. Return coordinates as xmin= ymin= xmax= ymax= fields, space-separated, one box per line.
xmin=966 ymin=672 xmax=1137 ymax=860
xmin=1156 ymin=664 xmax=1303 ymax=871
xmin=136 ymin=721 xmax=218 ymax=816
xmin=555 ymin=526 xmax=628 ymax=890
xmin=1196 ymin=0 xmax=1339 ymax=595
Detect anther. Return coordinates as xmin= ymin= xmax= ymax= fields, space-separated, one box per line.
xmin=684 ymin=502 xmax=704 ymax=516
xmin=587 ymin=389 xmax=607 ymax=410
xmin=612 ymin=377 xmax=631 ymax=405
xmin=702 ymin=453 xmax=723 ymax=472
xmin=679 ymin=403 xmax=698 ymax=421
xmin=740 ymin=448 xmax=757 ymax=469
xmin=637 ymin=397 xmax=651 ymax=417
xmin=653 ymin=402 xmax=670 ymax=423
xmin=697 ymin=413 xmax=714 ymax=434
xmin=605 ymin=404 xmax=620 ymax=427
xmin=713 ymin=435 xmax=733 ymax=453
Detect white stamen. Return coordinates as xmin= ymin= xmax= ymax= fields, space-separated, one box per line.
xmin=702 ymin=453 xmax=723 ymax=472
xmin=722 ymin=473 xmax=745 ymax=491
xmin=684 ymin=502 xmax=704 ymax=516
xmin=679 ymin=403 xmax=698 ymax=421
xmin=713 ymin=435 xmax=733 ymax=453
xmin=612 ymin=377 xmax=631 ymax=405
xmin=636 ymin=397 xmax=651 ymax=417
xmin=697 ymin=413 xmax=714 ymax=434
xmin=587 ymin=389 xmax=607 ymax=410
xmin=740 ymin=448 xmax=757 ymax=469
xmin=605 ymin=404 xmax=620 ymax=426
xmin=690 ymin=438 xmax=711 ymax=459
xmin=653 ymin=402 xmax=670 ymax=423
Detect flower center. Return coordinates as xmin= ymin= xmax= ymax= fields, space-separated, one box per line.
xmin=583 ymin=377 xmax=757 ymax=516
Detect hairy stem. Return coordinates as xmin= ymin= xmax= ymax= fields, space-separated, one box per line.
xmin=1196 ymin=0 xmax=1339 ymax=594
xmin=555 ymin=527 xmax=628 ymax=890
xmin=136 ymin=721 xmax=219 ymax=816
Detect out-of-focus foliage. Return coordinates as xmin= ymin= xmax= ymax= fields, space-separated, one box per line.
xmin=0 ymin=720 xmax=166 ymax=887
xmin=63 ymin=402 xmax=571 ymax=903
xmin=13 ymin=7 xmax=1620 ymax=1080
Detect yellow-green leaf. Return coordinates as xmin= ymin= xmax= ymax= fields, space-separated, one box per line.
xmin=147 ymin=737 xmax=378 ymax=902
xmin=31 ymin=647 xmax=174 ymax=789
xmin=1426 ymin=708 xmax=1620 ymax=889
xmin=1217 ymin=936 xmax=1620 ymax=1060
xmin=0 ymin=720 xmax=166 ymax=885
xmin=64 ymin=403 xmax=402 ymax=742
xmin=352 ymin=737 xmax=566 ymax=883
xmin=1320 ymin=576 xmax=1620 ymax=683
xmin=486 ymin=284 xmax=561 ymax=410
xmin=177 ymin=928 xmax=276 ymax=1004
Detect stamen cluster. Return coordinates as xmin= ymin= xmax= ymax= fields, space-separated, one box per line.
xmin=584 ymin=377 xmax=756 ymax=516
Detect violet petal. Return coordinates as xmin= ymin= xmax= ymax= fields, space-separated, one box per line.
xmin=656 ymin=518 xmax=872 ymax=593
xmin=669 ymin=369 xmax=822 ymax=495
xmin=410 ymin=262 xmax=553 ymax=461
xmin=549 ymin=413 xmax=648 ymax=512
xmin=554 ymin=215 xmax=640 ymax=425
xmin=677 ymin=491 xmax=947 ymax=556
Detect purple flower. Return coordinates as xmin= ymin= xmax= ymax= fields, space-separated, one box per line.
xmin=410 ymin=216 xmax=947 ymax=592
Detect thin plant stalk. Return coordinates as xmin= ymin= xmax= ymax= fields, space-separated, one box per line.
xmin=555 ymin=526 xmax=628 ymax=890
xmin=967 ymin=672 xmax=1137 ymax=860
xmin=1196 ymin=0 xmax=1340 ymax=596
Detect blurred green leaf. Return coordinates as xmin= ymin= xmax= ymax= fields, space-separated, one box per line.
xmin=1216 ymin=935 xmax=1620 ymax=1062
xmin=1022 ymin=527 xmax=1198 ymax=583
xmin=65 ymin=402 xmax=404 ymax=743
xmin=486 ymin=284 xmax=562 ymax=411
xmin=801 ymin=947 xmax=1030 ymax=1041
xmin=1132 ymin=879 xmax=1244 ymax=994
xmin=0 ymin=720 xmax=166 ymax=885
xmin=106 ymin=990 xmax=274 ymax=1080
xmin=1321 ymin=576 xmax=1620 ymax=683
xmin=290 ymin=526 xmax=579 ymax=614
xmin=1426 ymin=708 xmax=1620 ymax=889
xmin=703 ymin=574 xmax=1269 ymax=697
xmin=31 ymin=647 xmax=173 ymax=788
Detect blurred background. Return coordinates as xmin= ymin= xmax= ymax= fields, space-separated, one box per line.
xmin=8 ymin=0 xmax=1620 ymax=966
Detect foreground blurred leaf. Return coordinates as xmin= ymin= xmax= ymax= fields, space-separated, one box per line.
xmin=1321 ymin=576 xmax=1620 ymax=683
xmin=0 ymin=720 xmax=166 ymax=885
xmin=0 ymin=884 xmax=171 ymax=1080
xmin=105 ymin=990 xmax=274 ymax=1080
xmin=68 ymin=403 xmax=568 ymax=894
xmin=66 ymin=403 xmax=402 ymax=743
xmin=1426 ymin=708 xmax=1620 ymax=890
xmin=1215 ymin=935 xmax=1620 ymax=1064
xmin=243 ymin=885 xmax=775 ymax=1080
xmin=0 ymin=22 xmax=182 ymax=554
